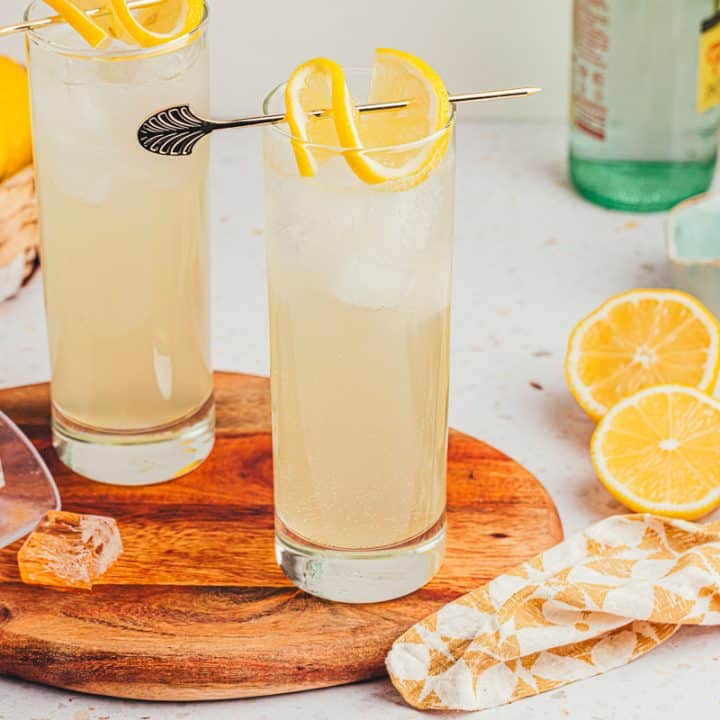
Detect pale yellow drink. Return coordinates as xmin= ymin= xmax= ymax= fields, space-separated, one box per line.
xmin=264 ymin=71 xmax=455 ymax=600
xmin=268 ymin=285 xmax=451 ymax=549
xmin=25 ymin=4 xmax=213 ymax=484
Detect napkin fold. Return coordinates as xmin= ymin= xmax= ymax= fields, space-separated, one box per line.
xmin=386 ymin=514 xmax=720 ymax=711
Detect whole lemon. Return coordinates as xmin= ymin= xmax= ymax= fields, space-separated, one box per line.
xmin=0 ymin=57 xmax=32 ymax=181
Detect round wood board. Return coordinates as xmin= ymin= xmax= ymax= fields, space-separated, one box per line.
xmin=0 ymin=372 xmax=562 ymax=701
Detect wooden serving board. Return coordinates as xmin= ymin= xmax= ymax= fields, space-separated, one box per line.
xmin=0 ymin=372 xmax=562 ymax=701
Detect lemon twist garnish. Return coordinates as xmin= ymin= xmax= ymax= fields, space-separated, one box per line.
xmin=108 ymin=0 xmax=204 ymax=48
xmin=40 ymin=0 xmax=203 ymax=49
xmin=283 ymin=48 xmax=452 ymax=189
xmin=42 ymin=0 xmax=110 ymax=49
xmin=284 ymin=58 xmax=357 ymax=178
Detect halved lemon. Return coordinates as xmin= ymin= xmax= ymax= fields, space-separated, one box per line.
xmin=566 ymin=289 xmax=720 ymax=420
xmin=283 ymin=48 xmax=452 ymax=188
xmin=592 ymin=385 xmax=720 ymax=519
xmin=42 ymin=0 xmax=110 ymax=48
xmin=108 ymin=0 xmax=204 ymax=48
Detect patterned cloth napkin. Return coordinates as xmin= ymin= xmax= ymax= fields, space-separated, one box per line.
xmin=386 ymin=514 xmax=720 ymax=711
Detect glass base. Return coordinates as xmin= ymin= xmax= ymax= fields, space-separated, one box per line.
xmin=569 ymin=155 xmax=716 ymax=212
xmin=275 ymin=517 xmax=446 ymax=603
xmin=52 ymin=396 xmax=215 ymax=486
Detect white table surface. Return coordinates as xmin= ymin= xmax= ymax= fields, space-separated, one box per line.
xmin=1 ymin=120 xmax=718 ymax=720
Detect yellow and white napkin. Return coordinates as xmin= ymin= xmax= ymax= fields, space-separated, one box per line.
xmin=387 ymin=514 xmax=720 ymax=711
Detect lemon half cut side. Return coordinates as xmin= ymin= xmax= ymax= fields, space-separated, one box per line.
xmin=592 ymin=385 xmax=720 ymax=519
xmin=566 ymin=289 xmax=720 ymax=419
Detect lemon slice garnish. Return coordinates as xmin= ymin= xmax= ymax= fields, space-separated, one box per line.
xmin=566 ymin=289 xmax=720 ymax=420
xmin=592 ymin=385 xmax=720 ymax=519
xmin=348 ymin=48 xmax=452 ymax=188
xmin=108 ymin=0 xmax=204 ymax=48
xmin=42 ymin=0 xmax=110 ymax=49
xmin=284 ymin=48 xmax=452 ymax=189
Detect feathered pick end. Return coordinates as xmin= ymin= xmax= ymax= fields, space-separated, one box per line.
xmin=137 ymin=105 xmax=211 ymax=157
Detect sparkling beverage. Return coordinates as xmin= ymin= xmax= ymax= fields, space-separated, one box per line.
xmin=25 ymin=3 xmax=213 ymax=485
xmin=264 ymin=70 xmax=455 ymax=602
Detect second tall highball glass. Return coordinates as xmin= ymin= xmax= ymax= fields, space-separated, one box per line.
xmin=264 ymin=70 xmax=456 ymax=602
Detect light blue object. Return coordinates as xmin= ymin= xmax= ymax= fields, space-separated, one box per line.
xmin=667 ymin=193 xmax=720 ymax=318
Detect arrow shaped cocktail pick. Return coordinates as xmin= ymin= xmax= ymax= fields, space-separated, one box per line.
xmin=137 ymin=87 xmax=542 ymax=157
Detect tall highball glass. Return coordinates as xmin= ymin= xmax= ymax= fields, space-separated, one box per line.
xmin=24 ymin=1 xmax=214 ymax=485
xmin=264 ymin=71 xmax=455 ymax=602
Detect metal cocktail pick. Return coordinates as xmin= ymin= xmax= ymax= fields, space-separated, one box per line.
xmin=138 ymin=87 xmax=542 ymax=157
xmin=0 ymin=2 xmax=541 ymax=158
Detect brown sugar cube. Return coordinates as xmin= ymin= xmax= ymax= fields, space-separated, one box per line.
xmin=17 ymin=510 xmax=123 ymax=590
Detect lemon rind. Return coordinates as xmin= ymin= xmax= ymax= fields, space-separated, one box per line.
xmin=108 ymin=0 xmax=204 ymax=48
xmin=284 ymin=58 xmax=354 ymax=178
xmin=42 ymin=0 xmax=110 ymax=48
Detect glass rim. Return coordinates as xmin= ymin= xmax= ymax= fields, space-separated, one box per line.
xmin=262 ymin=70 xmax=456 ymax=154
xmin=23 ymin=0 xmax=208 ymax=59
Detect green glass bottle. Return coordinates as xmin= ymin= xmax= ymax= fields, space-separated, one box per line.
xmin=569 ymin=0 xmax=720 ymax=212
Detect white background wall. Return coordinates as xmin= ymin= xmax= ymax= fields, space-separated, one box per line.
xmin=1 ymin=0 xmax=572 ymax=121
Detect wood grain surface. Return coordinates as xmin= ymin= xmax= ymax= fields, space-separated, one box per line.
xmin=0 ymin=372 xmax=562 ymax=701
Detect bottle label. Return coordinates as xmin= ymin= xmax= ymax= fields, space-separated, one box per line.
xmin=572 ymin=0 xmax=610 ymax=140
xmin=698 ymin=9 xmax=720 ymax=112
